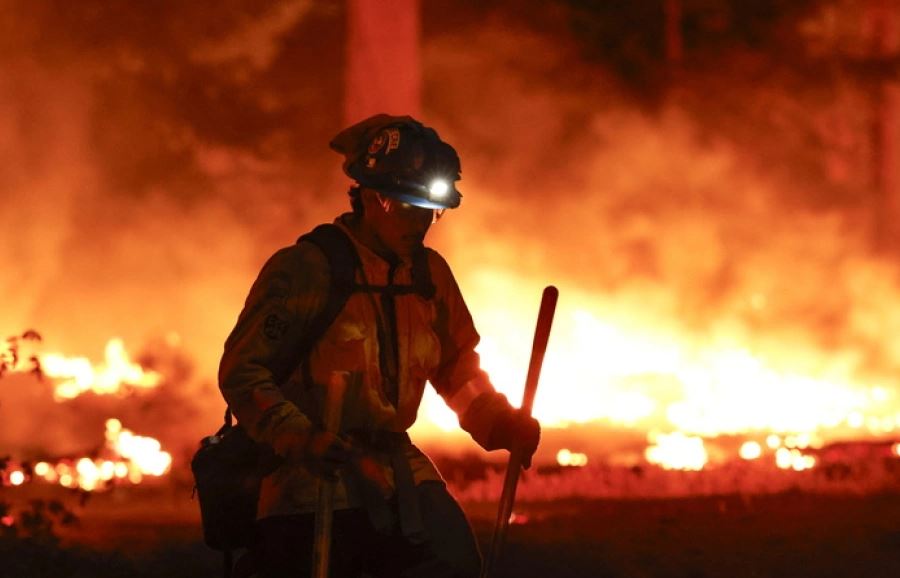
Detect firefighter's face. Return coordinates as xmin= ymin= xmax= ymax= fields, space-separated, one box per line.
xmin=361 ymin=188 xmax=434 ymax=258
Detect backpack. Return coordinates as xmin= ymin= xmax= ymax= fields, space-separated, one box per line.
xmin=191 ymin=223 xmax=434 ymax=565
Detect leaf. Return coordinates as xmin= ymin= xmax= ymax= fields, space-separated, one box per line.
xmin=21 ymin=330 xmax=42 ymax=342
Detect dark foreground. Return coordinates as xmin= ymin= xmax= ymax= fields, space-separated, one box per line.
xmin=4 ymin=492 xmax=900 ymax=578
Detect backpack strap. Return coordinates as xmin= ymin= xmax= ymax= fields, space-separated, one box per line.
xmin=295 ymin=223 xmax=362 ymax=351
xmin=411 ymin=247 xmax=436 ymax=300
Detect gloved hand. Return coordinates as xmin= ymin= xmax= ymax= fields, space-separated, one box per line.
xmin=489 ymin=408 xmax=541 ymax=469
xmin=271 ymin=412 xmax=353 ymax=479
xmin=304 ymin=429 xmax=355 ymax=479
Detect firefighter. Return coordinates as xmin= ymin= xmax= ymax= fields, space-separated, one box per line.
xmin=218 ymin=114 xmax=540 ymax=578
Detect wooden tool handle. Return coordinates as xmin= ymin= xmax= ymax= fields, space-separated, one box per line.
xmin=312 ymin=370 xmax=350 ymax=578
xmin=481 ymin=286 xmax=559 ymax=578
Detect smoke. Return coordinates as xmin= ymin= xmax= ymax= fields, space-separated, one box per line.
xmin=0 ymin=2 xmax=348 ymax=456
xmin=0 ymin=1 xmax=345 ymax=379
xmin=421 ymin=7 xmax=900 ymax=394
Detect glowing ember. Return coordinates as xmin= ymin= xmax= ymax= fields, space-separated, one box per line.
xmin=775 ymin=447 xmax=816 ymax=471
xmin=783 ymin=433 xmax=819 ymax=449
xmin=6 ymin=419 xmax=172 ymax=492
xmin=556 ymin=449 xmax=589 ymax=467
xmin=40 ymin=338 xmax=161 ymax=400
xmin=645 ymin=431 xmax=708 ymax=470
xmin=739 ymin=441 xmax=762 ymax=460
xmin=1 ymin=516 xmax=13 ymax=527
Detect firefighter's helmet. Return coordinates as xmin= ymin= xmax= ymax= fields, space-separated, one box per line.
xmin=330 ymin=114 xmax=462 ymax=210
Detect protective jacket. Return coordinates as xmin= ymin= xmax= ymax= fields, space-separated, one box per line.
xmin=219 ymin=213 xmax=512 ymax=520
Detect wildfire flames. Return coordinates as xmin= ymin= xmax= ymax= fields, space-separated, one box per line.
xmin=5 ymin=419 xmax=172 ymax=492
xmin=41 ymin=338 xmax=162 ymax=401
xmin=416 ymin=276 xmax=900 ymax=472
xmin=3 ymin=339 xmax=171 ymax=492
xmin=4 ymin=300 xmax=900 ymax=494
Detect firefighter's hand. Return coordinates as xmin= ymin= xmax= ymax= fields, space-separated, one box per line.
xmin=270 ymin=412 xmax=313 ymax=462
xmin=305 ymin=430 xmax=353 ymax=479
xmin=271 ymin=415 xmax=351 ymax=478
xmin=490 ymin=409 xmax=541 ymax=469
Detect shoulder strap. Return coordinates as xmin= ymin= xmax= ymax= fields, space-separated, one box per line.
xmin=295 ymin=223 xmax=361 ymax=349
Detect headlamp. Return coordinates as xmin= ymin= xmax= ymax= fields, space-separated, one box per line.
xmin=428 ymin=179 xmax=450 ymax=199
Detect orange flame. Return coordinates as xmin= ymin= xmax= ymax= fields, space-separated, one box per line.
xmin=11 ymin=419 xmax=172 ymax=492
xmin=40 ymin=338 xmax=161 ymax=400
xmin=645 ymin=431 xmax=708 ymax=470
xmin=104 ymin=418 xmax=172 ymax=478
xmin=416 ymin=274 xmax=900 ymax=470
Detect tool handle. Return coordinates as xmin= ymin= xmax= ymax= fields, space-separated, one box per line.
xmin=521 ymin=286 xmax=558 ymax=414
xmin=481 ymin=286 xmax=558 ymax=578
xmin=312 ymin=371 xmax=350 ymax=578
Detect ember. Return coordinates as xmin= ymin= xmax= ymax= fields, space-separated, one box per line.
xmin=5 ymin=418 xmax=172 ymax=492
xmin=3 ymin=339 xmax=173 ymax=492
xmin=739 ymin=441 xmax=762 ymax=460
xmin=645 ymin=431 xmax=708 ymax=471
xmin=556 ymin=449 xmax=588 ymax=467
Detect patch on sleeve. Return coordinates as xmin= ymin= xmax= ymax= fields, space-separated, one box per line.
xmin=263 ymin=313 xmax=290 ymax=341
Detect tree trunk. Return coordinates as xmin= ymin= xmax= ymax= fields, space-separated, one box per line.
xmin=344 ymin=0 xmax=421 ymax=124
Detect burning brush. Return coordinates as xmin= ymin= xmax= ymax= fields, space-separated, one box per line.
xmin=1 ymin=333 xmax=173 ymax=493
